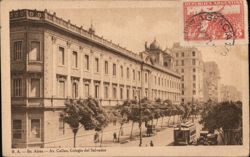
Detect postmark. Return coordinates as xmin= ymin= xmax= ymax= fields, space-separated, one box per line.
xmin=182 ymin=0 xmax=245 ymax=47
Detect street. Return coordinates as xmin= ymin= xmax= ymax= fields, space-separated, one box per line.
xmin=45 ymin=116 xmax=204 ymax=147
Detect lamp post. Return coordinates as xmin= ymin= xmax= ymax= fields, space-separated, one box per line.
xmin=139 ymin=94 xmax=142 ymax=147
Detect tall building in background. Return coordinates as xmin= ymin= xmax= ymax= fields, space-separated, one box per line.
xmin=10 ymin=9 xmax=181 ymax=148
xmin=171 ymin=43 xmax=204 ymax=104
xmin=220 ymin=84 xmax=242 ymax=102
xmin=203 ymin=61 xmax=220 ymax=102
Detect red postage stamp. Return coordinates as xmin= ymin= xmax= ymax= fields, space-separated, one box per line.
xmin=183 ymin=0 xmax=245 ymax=45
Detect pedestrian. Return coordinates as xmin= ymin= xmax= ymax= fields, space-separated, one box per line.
xmin=150 ymin=140 xmax=154 ymax=147
xmin=94 ymin=132 xmax=99 ymax=143
xmin=113 ymin=132 xmax=117 ymax=142
xmin=121 ymin=128 xmax=124 ymax=136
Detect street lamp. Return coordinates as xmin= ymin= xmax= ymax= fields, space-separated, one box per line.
xmin=139 ymin=94 xmax=142 ymax=147
xmin=136 ymin=95 xmax=142 ymax=147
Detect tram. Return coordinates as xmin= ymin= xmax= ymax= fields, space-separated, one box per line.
xmin=173 ymin=121 xmax=196 ymax=145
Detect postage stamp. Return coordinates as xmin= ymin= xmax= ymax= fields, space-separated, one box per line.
xmin=182 ymin=0 xmax=246 ymax=46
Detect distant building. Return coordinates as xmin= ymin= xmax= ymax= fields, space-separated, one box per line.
xmin=203 ymin=61 xmax=220 ymax=102
xmin=10 ymin=9 xmax=181 ymax=148
xmin=142 ymin=39 xmax=179 ymax=100
xmin=220 ymin=84 xmax=242 ymax=102
xmin=171 ymin=43 xmax=204 ymax=104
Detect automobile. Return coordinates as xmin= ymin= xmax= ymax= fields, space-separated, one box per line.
xmin=207 ymin=133 xmax=218 ymax=145
xmin=197 ymin=130 xmax=209 ymax=145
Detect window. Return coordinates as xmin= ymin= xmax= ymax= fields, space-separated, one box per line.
xmin=127 ymin=89 xmax=130 ymax=99
xmin=112 ymin=87 xmax=117 ymax=99
xmin=162 ymin=78 xmax=163 ymax=85
xmin=120 ymin=66 xmax=123 ymax=77
xmin=72 ymin=51 xmax=78 ymax=68
xmin=104 ymin=86 xmax=109 ymax=99
xmin=192 ymin=51 xmax=196 ymax=56
xmin=193 ymin=68 xmax=196 ymax=72
xmin=181 ymin=90 xmax=184 ymax=95
xmin=133 ymin=69 xmax=135 ymax=80
xmin=193 ymin=90 xmax=196 ymax=94
xmin=176 ymin=60 xmax=179 ymax=66
xmin=182 ymin=83 xmax=184 ymax=88
xmin=127 ymin=67 xmax=130 ymax=79
xmin=192 ymin=59 xmax=196 ymax=65
xmin=95 ymin=58 xmax=99 ymax=72
xmin=155 ymin=76 xmax=157 ymax=84
xmin=193 ymin=75 xmax=196 ymax=81
xmin=13 ymin=78 xmax=22 ymax=97
xmin=59 ymin=117 xmax=65 ymax=134
xmin=176 ymin=53 xmax=179 ymax=58
xmin=181 ymin=69 xmax=184 ymax=73
xmin=181 ymin=76 xmax=184 ymax=81
xmin=84 ymin=84 xmax=89 ymax=97
xmin=193 ymin=83 xmax=196 ymax=88
xmin=58 ymin=80 xmax=65 ymax=98
xmin=30 ymin=78 xmax=40 ymax=97
xmin=133 ymin=89 xmax=135 ymax=99
xmin=13 ymin=41 xmax=22 ymax=60
xmin=158 ymin=77 xmax=160 ymax=85
xmin=104 ymin=61 xmax=108 ymax=74
xmin=58 ymin=47 xmax=65 ymax=65
xmin=84 ymin=55 xmax=89 ymax=70
xmin=120 ymin=88 xmax=123 ymax=99
xmin=113 ymin=64 xmax=116 ymax=76
xmin=145 ymin=73 xmax=148 ymax=83
xmin=138 ymin=71 xmax=141 ymax=81
xmin=181 ymin=60 xmax=184 ymax=66
xmin=30 ymin=119 xmax=41 ymax=140
xmin=29 ymin=41 xmax=40 ymax=61
xmin=181 ymin=52 xmax=184 ymax=57
xmin=94 ymin=85 xmax=99 ymax=98
xmin=72 ymin=82 xmax=78 ymax=98
xmin=13 ymin=120 xmax=22 ymax=139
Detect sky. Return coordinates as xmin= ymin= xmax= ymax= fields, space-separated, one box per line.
xmin=51 ymin=5 xmax=248 ymax=91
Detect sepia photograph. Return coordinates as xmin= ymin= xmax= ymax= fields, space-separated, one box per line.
xmin=1 ymin=0 xmax=249 ymax=156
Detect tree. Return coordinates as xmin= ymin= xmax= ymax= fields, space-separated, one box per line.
xmin=60 ymin=97 xmax=109 ymax=147
xmin=114 ymin=100 xmax=131 ymax=142
xmin=199 ymin=101 xmax=242 ymax=145
xmin=60 ymin=99 xmax=81 ymax=147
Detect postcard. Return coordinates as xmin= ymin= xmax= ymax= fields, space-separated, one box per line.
xmin=1 ymin=0 xmax=249 ymax=156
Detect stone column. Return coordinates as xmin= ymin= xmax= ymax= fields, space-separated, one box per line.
xmin=79 ymin=46 xmax=83 ymax=98
xmin=66 ymin=41 xmax=71 ymax=98
xmin=141 ymin=70 xmax=145 ymax=98
xmin=148 ymin=70 xmax=152 ymax=100
xmin=51 ymin=36 xmax=57 ymax=97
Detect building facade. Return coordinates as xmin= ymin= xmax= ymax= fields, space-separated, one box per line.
xmin=10 ymin=9 xmax=181 ymax=148
xmin=203 ymin=61 xmax=221 ymax=102
xmin=171 ymin=43 xmax=204 ymax=104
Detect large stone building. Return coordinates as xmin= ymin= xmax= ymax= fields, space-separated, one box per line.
xmin=171 ymin=43 xmax=204 ymax=104
xmin=10 ymin=9 xmax=181 ymax=148
xmin=203 ymin=61 xmax=220 ymax=102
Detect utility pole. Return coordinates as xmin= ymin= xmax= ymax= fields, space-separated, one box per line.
xmin=139 ymin=94 xmax=142 ymax=147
